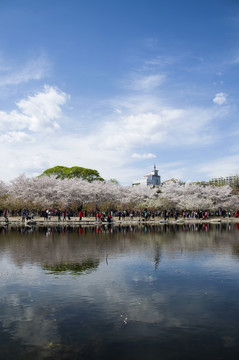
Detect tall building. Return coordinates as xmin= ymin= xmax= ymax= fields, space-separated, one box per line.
xmin=132 ymin=165 xmax=161 ymax=186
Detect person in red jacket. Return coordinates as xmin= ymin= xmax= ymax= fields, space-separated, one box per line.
xmin=96 ymin=212 xmax=101 ymax=222
xmin=79 ymin=210 xmax=84 ymax=221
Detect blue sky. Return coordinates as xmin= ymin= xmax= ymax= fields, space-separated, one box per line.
xmin=0 ymin=0 xmax=239 ymax=184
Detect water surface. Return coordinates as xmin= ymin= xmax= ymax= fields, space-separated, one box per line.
xmin=1 ymin=223 xmax=239 ymax=359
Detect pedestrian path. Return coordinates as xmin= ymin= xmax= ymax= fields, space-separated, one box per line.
xmin=0 ymin=216 xmax=237 ymax=227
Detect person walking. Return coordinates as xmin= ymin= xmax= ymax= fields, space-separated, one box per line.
xmin=57 ymin=210 xmax=61 ymax=222
xmin=79 ymin=210 xmax=84 ymax=221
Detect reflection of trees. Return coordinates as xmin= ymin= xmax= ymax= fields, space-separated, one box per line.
xmin=43 ymin=260 xmax=99 ymax=274
xmin=1 ymin=222 xmax=238 ymax=237
xmin=232 ymin=245 xmax=239 ymax=258
xmin=153 ymin=244 xmax=162 ymax=270
xmin=1 ymin=224 xmax=239 ymax=269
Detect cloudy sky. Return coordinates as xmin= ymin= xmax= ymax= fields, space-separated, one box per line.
xmin=0 ymin=0 xmax=239 ymax=184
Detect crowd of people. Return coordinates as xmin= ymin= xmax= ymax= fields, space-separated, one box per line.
xmin=1 ymin=208 xmax=239 ymax=223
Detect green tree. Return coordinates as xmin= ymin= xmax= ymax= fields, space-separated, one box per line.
xmin=40 ymin=166 xmax=104 ymax=182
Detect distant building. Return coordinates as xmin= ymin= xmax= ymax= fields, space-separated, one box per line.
xmin=209 ymin=177 xmax=225 ymax=186
xmin=225 ymin=175 xmax=239 ymax=186
xmin=162 ymin=178 xmax=185 ymax=185
xmin=132 ymin=165 xmax=161 ymax=187
xmin=209 ymin=175 xmax=239 ymax=186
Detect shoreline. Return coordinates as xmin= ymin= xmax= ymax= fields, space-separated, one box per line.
xmin=1 ymin=216 xmax=238 ymax=227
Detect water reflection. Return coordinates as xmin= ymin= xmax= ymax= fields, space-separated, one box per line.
xmin=1 ymin=221 xmax=239 ymax=236
xmin=1 ymin=224 xmax=239 ymax=359
xmin=1 ymin=223 xmax=239 ymax=269
xmin=43 ymin=260 xmax=100 ymax=275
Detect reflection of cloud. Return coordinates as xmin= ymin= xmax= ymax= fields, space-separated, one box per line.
xmin=0 ymin=265 xmax=60 ymax=350
xmin=1 ymin=227 xmax=239 ymax=353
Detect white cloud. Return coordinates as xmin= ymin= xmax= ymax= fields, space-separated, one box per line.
xmin=95 ymin=106 xmax=217 ymax=151
xmin=7 ymin=152 xmax=51 ymax=176
xmin=197 ymin=154 xmax=239 ymax=178
xmin=5 ymin=93 xmax=219 ymax=182
xmin=0 ymin=96 xmax=231 ymax=183
xmin=0 ymin=54 xmax=50 ymax=86
xmin=0 ymin=131 xmax=34 ymax=143
xmin=131 ymin=153 xmax=156 ymax=159
xmin=0 ymin=85 xmax=68 ymax=136
xmin=16 ymin=85 xmax=67 ymax=132
xmin=213 ymin=92 xmax=228 ymax=105
xmin=0 ymin=76 xmax=233 ymax=184
xmin=126 ymin=73 xmax=165 ymax=92
xmin=133 ymin=74 xmax=165 ymax=91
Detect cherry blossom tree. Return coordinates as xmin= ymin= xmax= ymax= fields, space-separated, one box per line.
xmin=1 ymin=174 xmax=239 ymax=213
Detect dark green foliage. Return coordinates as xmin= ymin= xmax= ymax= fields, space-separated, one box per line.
xmin=40 ymin=166 xmax=104 ymax=182
xmin=43 ymin=260 xmax=99 ymax=275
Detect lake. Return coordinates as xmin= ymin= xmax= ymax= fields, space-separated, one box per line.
xmin=1 ymin=223 xmax=239 ymax=359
